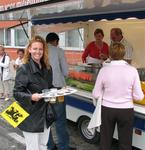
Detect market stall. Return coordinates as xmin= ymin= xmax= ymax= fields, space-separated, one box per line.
xmin=1 ymin=0 xmax=145 ymax=149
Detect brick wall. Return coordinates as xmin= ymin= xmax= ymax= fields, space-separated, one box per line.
xmin=5 ymin=48 xmax=17 ymax=60
xmin=0 ymin=0 xmax=19 ymax=5
xmin=6 ymin=48 xmax=83 ymax=64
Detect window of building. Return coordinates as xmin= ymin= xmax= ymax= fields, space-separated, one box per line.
xmin=14 ymin=24 xmax=28 ymax=47
xmin=0 ymin=29 xmax=4 ymax=44
xmin=5 ymin=28 xmax=11 ymax=46
xmin=36 ymin=28 xmax=84 ymax=50
xmin=59 ymin=28 xmax=84 ymax=50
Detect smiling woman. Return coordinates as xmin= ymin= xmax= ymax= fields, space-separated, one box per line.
xmin=28 ymin=41 xmax=44 ymax=65
xmin=23 ymin=35 xmax=49 ymax=69
xmin=13 ymin=35 xmax=53 ymax=150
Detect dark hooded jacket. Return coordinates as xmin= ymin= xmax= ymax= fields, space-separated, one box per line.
xmin=13 ymin=58 xmax=53 ymax=132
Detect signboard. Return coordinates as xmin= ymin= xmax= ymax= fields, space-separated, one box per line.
xmin=1 ymin=102 xmax=29 ymax=128
xmin=0 ymin=0 xmax=48 ymax=11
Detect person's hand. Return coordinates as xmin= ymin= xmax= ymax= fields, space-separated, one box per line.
xmin=13 ymin=64 xmax=19 ymax=70
xmin=31 ymin=93 xmax=43 ymax=101
xmin=99 ymin=53 xmax=107 ymax=60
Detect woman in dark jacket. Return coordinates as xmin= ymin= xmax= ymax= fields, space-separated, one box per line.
xmin=13 ymin=35 xmax=53 ymax=150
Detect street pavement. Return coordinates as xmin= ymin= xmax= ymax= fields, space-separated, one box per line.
xmin=0 ymin=120 xmax=25 ymax=150
xmin=0 ymin=97 xmax=140 ymax=150
xmin=0 ymin=98 xmax=105 ymax=150
xmin=0 ymin=98 xmax=25 ymax=150
xmin=0 ymin=97 xmax=98 ymax=150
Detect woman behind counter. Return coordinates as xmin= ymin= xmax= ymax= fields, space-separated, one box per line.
xmin=92 ymin=42 xmax=144 ymax=150
xmin=13 ymin=35 xmax=53 ymax=150
xmin=82 ymin=28 xmax=109 ymax=64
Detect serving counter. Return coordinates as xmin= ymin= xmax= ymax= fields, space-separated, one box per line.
xmin=66 ymin=64 xmax=145 ymax=117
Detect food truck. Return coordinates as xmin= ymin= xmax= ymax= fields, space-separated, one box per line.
xmin=31 ymin=1 xmax=145 ymax=149
xmin=1 ymin=0 xmax=145 ymax=149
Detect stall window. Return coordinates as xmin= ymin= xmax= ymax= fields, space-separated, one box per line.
xmin=59 ymin=28 xmax=84 ymax=50
xmin=14 ymin=25 xmax=28 ymax=47
xmin=0 ymin=29 xmax=4 ymax=44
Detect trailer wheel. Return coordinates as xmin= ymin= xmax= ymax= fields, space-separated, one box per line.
xmin=78 ymin=116 xmax=100 ymax=144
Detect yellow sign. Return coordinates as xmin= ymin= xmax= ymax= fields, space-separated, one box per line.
xmin=1 ymin=102 xmax=29 ymax=128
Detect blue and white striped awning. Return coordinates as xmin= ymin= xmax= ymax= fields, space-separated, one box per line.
xmin=32 ymin=10 xmax=145 ymax=25
xmin=31 ymin=0 xmax=145 ymax=25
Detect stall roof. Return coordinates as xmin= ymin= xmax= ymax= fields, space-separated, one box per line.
xmin=1 ymin=0 xmax=145 ymax=24
xmin=31 ymin=0 xmax=145 ymax=25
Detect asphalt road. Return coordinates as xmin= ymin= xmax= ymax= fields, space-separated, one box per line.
xmin=0 ymin=118 xmax=109 ymax=150
xmin=65 ymin=121 xmax=118 ymax=150
xmin=0 ymin=118 xmax=25 ymax=150
xmin=0 ymin=118 xmax=140 ymax=150
xmin=0 ymin=99 xmax=140 ymax=150
xmin=0 ymin=97 xmax=99 ymax=150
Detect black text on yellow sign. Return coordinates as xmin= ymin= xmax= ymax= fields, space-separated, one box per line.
xmin=1 ymin=102 xmax=29 ymax=128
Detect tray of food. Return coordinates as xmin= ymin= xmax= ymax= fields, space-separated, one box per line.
xmin=42 ymin=87 xmax=77 ymax=98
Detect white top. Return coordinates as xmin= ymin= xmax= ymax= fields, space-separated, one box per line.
xmin=121 ymin=38 xmax=133 ymax=60
xmin=86 ymin=56 xmax=102 ymax=64
xmin=0 ymin=54 xmax=11 ymax=81
xmin=111 ymin=38 xmax=133 ymax=61
xmin=15 ymin=57 xmax=23 ymax=66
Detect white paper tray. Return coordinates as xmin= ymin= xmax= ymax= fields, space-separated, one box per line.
xmin=42 ymin=87 xmax=77 ymax=98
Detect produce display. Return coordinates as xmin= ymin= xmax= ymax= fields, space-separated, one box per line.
xmin=66 ymin=65 xmax=145 ymax=106
xmin=66 ymin=64 xmax=101 ymax=92
xmin=65 ymin=78 xmax=94 ymax=92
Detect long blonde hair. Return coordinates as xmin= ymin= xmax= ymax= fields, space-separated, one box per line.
xmin=23 ymin=35 xmax=50 ymax=69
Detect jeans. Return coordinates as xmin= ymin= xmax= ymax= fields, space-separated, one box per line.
xmin=47 ymin=101 xmax=69 ymax=150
